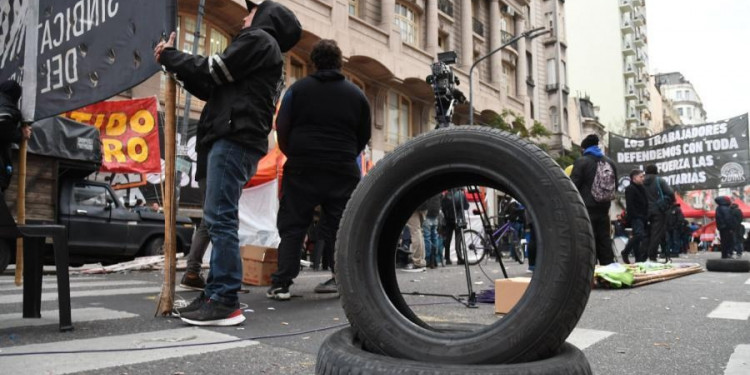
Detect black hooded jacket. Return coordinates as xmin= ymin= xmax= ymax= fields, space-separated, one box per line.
xmin=715 ymin=196 xmax=734 ymax=231
xmin=159 ymin=1 xmax=301 ymax=163
xmin=625 ymin=182 xmax=648 ymax=222
xmin=0 ymin=90 xmax=22 ymax=190
xmin=642 ymin=174 xmax=675 ymax=215
xmin=276 ymin=69 xmax=371 ymax=176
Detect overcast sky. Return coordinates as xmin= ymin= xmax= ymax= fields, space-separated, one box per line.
xmin=647 ymin=0 xmax=750 ymax=122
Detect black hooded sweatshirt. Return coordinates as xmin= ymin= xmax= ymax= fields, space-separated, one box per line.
xmin=159 ymin=1 xmax=301 ymax=177
xmin=276 ymin=69 xmax=371 ymax=177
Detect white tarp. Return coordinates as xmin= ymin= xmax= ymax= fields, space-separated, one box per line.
xmin=238 ymin=179 xmax=280 ymax=247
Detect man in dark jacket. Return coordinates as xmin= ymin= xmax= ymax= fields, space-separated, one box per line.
xmin=155 ymin=1 xmax=301 ymax=325
xmin=666 ymin=203 xmax=685 ymax=257
xmin=715 ymin=196 xmax=735 ymax=259
xmin=571 ymin=134 xmax=617 ymax=265
xmin=267 ymin=39 xmax=371 ymax=299
xmin=441 ymin=188 xmax=469 ymax=265
xmin=0 ymin=80 xmax=31 ymax=195
xmin=622 ymin=169 xmax=648 ymax=263
xmin=729 ymin=202 xmax=744 ymax=257
xmin=422 ymin=194 xmax=442 ymax=268
xmin=642 ymin=164 xmax=675 ymax=262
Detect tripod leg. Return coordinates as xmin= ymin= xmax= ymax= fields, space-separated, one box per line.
xmin=455 ymin=226 xmax=477 ymax=308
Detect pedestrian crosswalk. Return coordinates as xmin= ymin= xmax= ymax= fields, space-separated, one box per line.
xmin=708 ymin=301 xmax=750 ymax=320
xmin=726 ymin=345 xmax=750 ymax=375
xmin=0 ymin=307 xmax=138 ymax=329
xmin=0 ymin=327 xmax=258 ymax=375
xmin=567 ymin=328 xmax=616 ymax=350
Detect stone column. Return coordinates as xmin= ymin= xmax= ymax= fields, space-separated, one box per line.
xmin=380 ymin=0 xmax=395 ymax=32
xmin=489 ymin=0 xmax=501 ymax=84
xmin=425 ymin=0 xmax=439 ymax=58
xmin=460 ymin=0 xmax=473 ymax=69
xmin=515 ymin=17 xmax=527 ymax=99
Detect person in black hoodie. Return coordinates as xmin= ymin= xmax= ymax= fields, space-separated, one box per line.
xmin=155 ymin=0 xmax=302 ymax=326
xmin=622 ymin=169 xmax=648 ymax=263
xmin=641 ymin=164 xmax=675 ymax=261
xmin=0 ymin=80 xmax=31 ymax=196
xmin=267 ymin=39 xmax=371 ymax=299
xmin=571 ymin=134 xmax=618 ymax=265
xmin=715 ymin=196 xmax=735 ymax=259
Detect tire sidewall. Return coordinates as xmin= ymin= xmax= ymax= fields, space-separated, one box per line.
xmin=337 ymin=127 xmax=595 ymax=364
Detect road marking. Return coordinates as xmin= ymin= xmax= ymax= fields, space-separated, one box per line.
xmin=0 ymin=287 xmax=163 ymax=305
xmin=708 ymin=301 xmax=750 ymax=320
xmin=745 ymin=278 xmax=750 ymax=285
xmin=0 ymin=307 xmax=138 ymax=329
xmin=567 ymin=328 xmax=615 ymax=350
xmin=0 ymin=277 xmax=107 ymax=284
xmin=0 ymin=280 xmax=152 ymax=291
xmin=0 ymin=327 xmax=257 ymax=374
xmin=726 ymin=345 xmax=750 ymax=375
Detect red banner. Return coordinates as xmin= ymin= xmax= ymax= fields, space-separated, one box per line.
xmin=61 ymin=97 xmax=161 ymax=173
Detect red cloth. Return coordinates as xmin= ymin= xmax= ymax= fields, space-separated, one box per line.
xmin=674 ymin=194 xmax=706 ymax=218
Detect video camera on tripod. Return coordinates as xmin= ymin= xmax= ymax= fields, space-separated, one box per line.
xmin=426 ymin=51 xmax=466 ymax=128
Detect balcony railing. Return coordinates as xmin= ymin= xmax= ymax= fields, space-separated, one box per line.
xmin=438 ymin=0 xmax=454 ymax=17
xmin=621 ymin=19 xmax=634 ymax=33
xmin=619 ymin=0 xmax=633 ymax=12
xmin=501 ymin=30 xmax=518 ymax=49
xmin=473 ymin=17 xmax=485 ymax=37
xmin=545 ymin=83 xmax=559 ymax=92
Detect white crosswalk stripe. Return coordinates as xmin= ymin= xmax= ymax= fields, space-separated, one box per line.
xmin=0 ymin=280 xmax=152 ymax=291
xmin=566 ymin=328 xmax=616 ymax=350
xmin=0 ymin=307 xmax=138 ymax=329
xmin=726 ymin=345 xmax=750 ymax=375
xmin=0 ymin=287 xmax=163 ymax=305
xmin=745 ymin=278 xmax=750 ymax=285
xmin=0 ymin=327 xmax=257 ymax=374
xmin=708 ymin=301 xmax=750 ymax=320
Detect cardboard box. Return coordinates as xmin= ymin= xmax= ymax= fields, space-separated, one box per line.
xmin=495 ymin=277 xmax=531 ymax=314
xmin=241 ymin=245 xmax=278 ymax=286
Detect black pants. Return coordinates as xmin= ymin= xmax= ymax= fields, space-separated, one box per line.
xmin=588 ymin=210 xmax=614 ymax=265
xmin=625 ymin=217 xmax=647 ymax=262
xmin=646 ymin=212 xmax=667 ymax=261
xmin=271 ymin=169 xmax=359 ymax=286
xmin=719 ymin=229 xmax=735 ymax=259
xmin=442 ymin=220 xmax=465 ymax=263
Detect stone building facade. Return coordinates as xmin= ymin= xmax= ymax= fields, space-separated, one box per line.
xmin=128 ymin=0 xmax=572 ymax=161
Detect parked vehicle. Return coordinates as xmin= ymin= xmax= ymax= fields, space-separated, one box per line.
xmin=0 ymin=118 xmax=193 ymax=272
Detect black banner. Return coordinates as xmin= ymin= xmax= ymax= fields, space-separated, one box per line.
xmin=609 ymin=114 xmax=750 ymax=191
xmin=0 ymin=0 xmax=171 ymax=121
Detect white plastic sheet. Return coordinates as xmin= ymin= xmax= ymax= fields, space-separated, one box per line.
xmin=238 ymin=179 xmax=281 ymax=247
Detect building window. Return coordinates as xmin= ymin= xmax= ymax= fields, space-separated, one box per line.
xmin=563 ymin=108 xmax=569 ymax=134
xmin=286 ymin=55 xmax=306 ymax=86
xmin=684 ymin=90 xmax=690 ymax=100
xmin=388 ymin=91 xmax=411 ymax=145
xmin=545 ymin=12 xmax=554 ymax=34
xmin=177 ymin=15 xmax=229 ymax=56
xmin=687 ymin=107 xmax=693 ymax=119
xmin=561 ymin=61 xmax=567 ymax=87
xmin=438 ymin=32 xmax=450 ymax=52
xmin=549 ymin=106 xmax=559 ymax=132
xmin=546 ymin=59 xmax=556 ymax=85
xmin=678 ymin=107 xmax=684 ymax=116
xmin=438 ymin=0 xmax=454 ymax=17
xmin=349 ymin=0 xmax=359 ymax=16
xmin=503 ymin=64 xmax=516 ymax=97
xmin=676 ymin=90 xmax=683 ymax=100
xmin=395 ymin=3 xmax=418 ymax=46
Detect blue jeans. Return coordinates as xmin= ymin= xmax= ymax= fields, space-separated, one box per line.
xmin=422 ymin=217 xmax=439 ymax=264
xmin=203 ymin=139 xmax=263 ymax=305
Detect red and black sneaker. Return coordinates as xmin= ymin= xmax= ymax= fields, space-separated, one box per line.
xmin=180 ymin=299 xmax=245 ymax=326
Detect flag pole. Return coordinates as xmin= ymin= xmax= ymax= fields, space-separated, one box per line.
xmin=13 ymin=138 xmax=27 ymax=286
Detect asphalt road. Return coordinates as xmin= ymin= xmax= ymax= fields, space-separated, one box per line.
xmin=0 ymin=251 xmax=748 ymax=374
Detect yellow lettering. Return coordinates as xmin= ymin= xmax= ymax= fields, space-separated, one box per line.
xmin=105 ymin=113 xmax=127 ymax=136
xmin=93 ymin=114 xmax=106 ymax=130
xmin=102 ymin=139 xmax=126 ymax=162
xmin=129 ymin=110 xmax=155 ymax=134
xmin=69 ymin=111 xmax=92 ymax=123
xmin=127 ymin=137 xmax=149 ymax=163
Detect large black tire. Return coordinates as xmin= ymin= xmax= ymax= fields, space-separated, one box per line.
xmin=462 ymin=229 xmax=488 ymax=265
xmin=0 ymin=239 xmax=11 ymax=274
xmin=706 ymin=258 xmax=750 ymax=272
xmin=316 ymin=327 xmax=592 ymax=375
xmin=336 ymin=126 xmax=595 ymax=364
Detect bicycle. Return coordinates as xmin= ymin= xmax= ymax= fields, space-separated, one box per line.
xmin=462 ymin=218 xmax=525 ymax=265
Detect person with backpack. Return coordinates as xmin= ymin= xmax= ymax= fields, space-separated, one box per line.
xmin=642 ymin=164 xmax=675 ymax=262
xmin=571 ymin=134 xmax=618 ymax=265
xmin=622 ymin=169 xmax=648 ymax=263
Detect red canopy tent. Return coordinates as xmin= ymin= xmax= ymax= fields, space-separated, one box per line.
xmin=674 ymin=194 xmax=706 ymax=218
xmin=692 ymin=220 xmax=716 ymax=242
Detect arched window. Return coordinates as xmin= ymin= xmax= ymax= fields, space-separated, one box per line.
xmin=388 ymin=91 xmax=412 ymax=145
xmin=349 ymin=0 xmax=359 ymax=17
xmin=394 ymin=2 xmax=418 ymax=46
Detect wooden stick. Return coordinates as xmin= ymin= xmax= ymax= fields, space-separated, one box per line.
xmin=155 ymin=74 xmax=178 ymax=316
xmin=14 ymin=138 xmax=27 ymax=286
